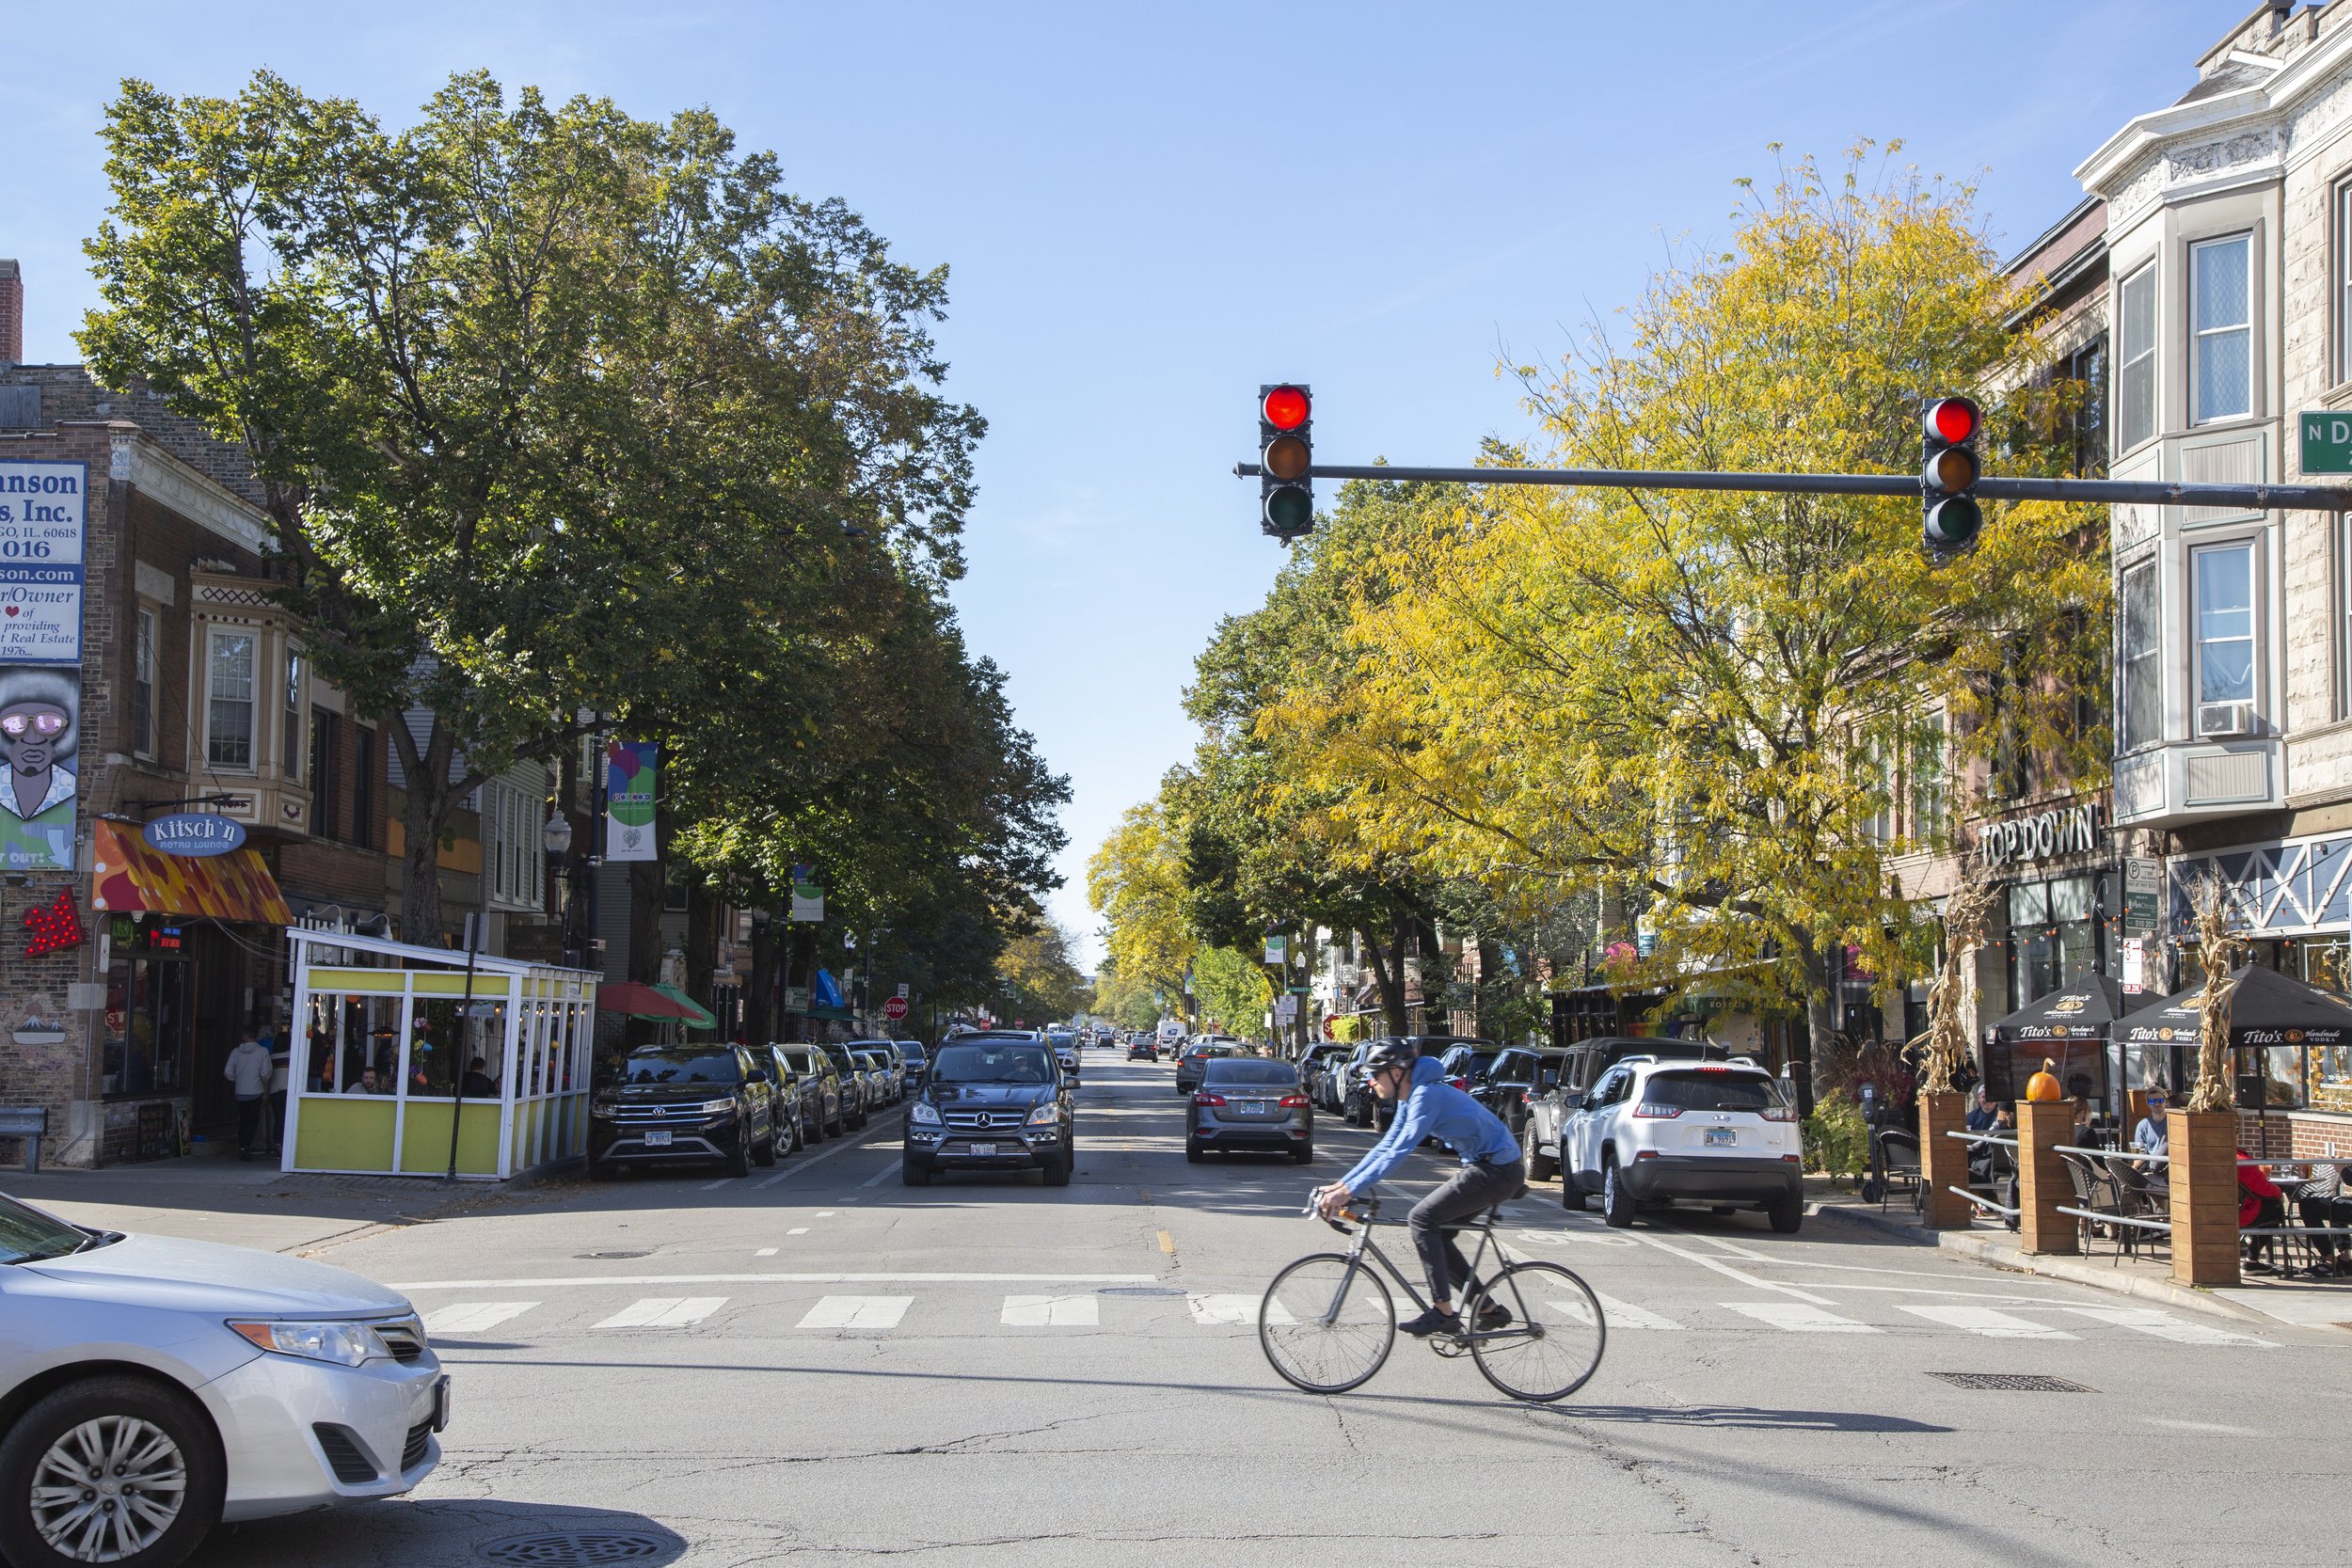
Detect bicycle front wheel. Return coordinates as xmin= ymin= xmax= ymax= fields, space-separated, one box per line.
xmin=1466 ymin=1261 xmax=1606 ymax=1403
xmin=1260 ymin=1253 xmax=1395 ymax=1395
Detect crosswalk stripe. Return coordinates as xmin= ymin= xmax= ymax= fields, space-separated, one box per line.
xmin=1721 ymin=1301 xmax=1879 ymax=1334
xmin=1001 ymin=1293 xmax=1099 ymax=1326
xmin=2064 ymin=1306 xmax=2274 ymax=1347
xmin=1592 ymin=1291 xmax=1683 ymax=1331
xmin=594 ymin=1296 xmax=726 ymax=1329
xmin=799 ymin=1294 xmax=912 ymax=1329
xmin=1899 ymin=1304 xmax=2077 ymax=1339
xmin=422 ymin=1302 xmax=536 ymax=1335
xmin=1186 ymin=1292 xmax=1271 ymax=1325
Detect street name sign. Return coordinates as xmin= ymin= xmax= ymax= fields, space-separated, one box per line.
xmin=2304 ymin=410 xmax=2352 ymax=474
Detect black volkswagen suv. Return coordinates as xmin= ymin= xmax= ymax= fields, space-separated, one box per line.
xmin=588 ymin=1043 xmax=780 ymax=1179
xmin=902 ymin=1032 xmax=1073 ymax=1187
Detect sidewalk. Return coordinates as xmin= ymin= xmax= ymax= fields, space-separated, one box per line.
xmin=1805 ymin=1176 xmax=2352 ymax=1331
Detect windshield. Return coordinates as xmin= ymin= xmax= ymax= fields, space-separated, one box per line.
xmin=1203 ymin=1060 xmax=1299 ymax=1087
xmin=931 ymin=1043 xmax=1055 ymax=1084
xmin=0 ymin=1195 xmax=100 ymax=1264
xmin=617 ymin=1051 xmax=740 ymax=1086
xmin=1645 ymin=1069 xmax=1782 ymax=1113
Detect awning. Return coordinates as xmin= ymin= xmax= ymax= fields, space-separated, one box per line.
xmin=651 ymin=983 xmax=719 ymax=1029
xmin=2112 ymin=965 xmax=2352 ymax=1049
xmin=814 ymin=968 xmax=847 ymax=1009
xmin=595 ymin=980 xmax=717 ymax=1025
xmin=90 ymin=818 xmax=294 ymax=926
xmin=1984 ymin=976 xmax=2131 ymax=1045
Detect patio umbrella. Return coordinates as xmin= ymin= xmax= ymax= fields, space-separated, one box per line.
xmin=2110 ymin=964 xmax=2352 ymax=1110
xmin=1982 ymin=976 xmax=2131 ymax=1106
xmin=595 ymin=981 xmax=702 ymax=1021
xmin=649 ymin=983 xmax=718 ymax=1030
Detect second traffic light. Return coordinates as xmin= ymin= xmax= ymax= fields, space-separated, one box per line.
xmin=1921 ymin=395 xmax=1982 ymax=561
xmin=1260 ymin=383 xmax=1313 ymax=541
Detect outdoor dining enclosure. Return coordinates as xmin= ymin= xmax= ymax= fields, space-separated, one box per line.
xmin=284 ymin=928 xmax=600 ymax=1180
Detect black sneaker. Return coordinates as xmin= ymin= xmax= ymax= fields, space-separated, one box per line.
xmin=1472 ymin=1301 xmax=1512 ymax=1331
xmin=1398 ymin=1306 xmax=1461 ymax=1338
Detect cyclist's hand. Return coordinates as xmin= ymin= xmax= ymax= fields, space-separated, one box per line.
xmin=1313 ymin=1183 xmax=1354 ymax=1220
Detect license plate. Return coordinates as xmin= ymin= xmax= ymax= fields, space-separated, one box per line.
xmin=1240 ymin=1101 xmax=1264 ymax=1116
xmin=644 ymin=1129 xmax=673 ymax=1147
xmin=433 ymin=1375 xmax=453 ymax=1432
xmin=968 ymin=1142 xmax=996 ymax=1158
xmin=1704 ymin=1128 xmax=1737 ymax=1148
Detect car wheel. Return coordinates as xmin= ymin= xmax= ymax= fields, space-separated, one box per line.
xmin=1561 ymin=1175 xmax=1588 ymax=1212
xmin=901 ymin=1154 xmax=932 ymax=1186
xmin=725 ymin=1132 xmax=752 ymax=1179
xmin=1601 ymin=1157 xmax=1635 ymax=1227
xmin=1525 ymin=1139 xmax=1559 ymax=1183
xmin=1042 ymin=1150 xmax=1073 ymax=1187
xmin=1768 ymin=1194 xmax=1804 ymax=1234
xmin=1185 ymin=1143 xmax=1204 ymax=1164
xmin=0 ymin=1374 xmax=226 ymax=1568
xmin=1292 ymin=1144 xmax=1314 ymax=1164
xmin=827 ymin=1108 xmax=844 ymax=1138
xmin=752 ymin=1121 xmax=778 ymax=1167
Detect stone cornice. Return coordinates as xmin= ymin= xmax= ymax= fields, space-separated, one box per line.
xmin=100 ymin=422 xmax=271 ymax=556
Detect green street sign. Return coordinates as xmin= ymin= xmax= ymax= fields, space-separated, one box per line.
xmin=2301 ymin=410 xmax=2352 ymax=474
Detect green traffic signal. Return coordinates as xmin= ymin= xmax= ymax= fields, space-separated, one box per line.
xmin=1263 ymin=485 xmax=1313 ymax=535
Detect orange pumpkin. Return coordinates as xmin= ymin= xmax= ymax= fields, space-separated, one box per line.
xmin=2026 ymin=1058 xmax=2063 ymax=1103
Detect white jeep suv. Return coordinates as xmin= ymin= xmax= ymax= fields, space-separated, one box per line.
xmin=1561 ymin=1056 xmax=1804 ymax=1232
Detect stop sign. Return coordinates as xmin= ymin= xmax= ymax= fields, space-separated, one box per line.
xmin=882 ymin=996 xmax=909 ymax=1022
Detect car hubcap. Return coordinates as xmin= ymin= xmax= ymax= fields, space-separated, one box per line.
xmin=30 ymin=1416 xmax=187 ymax=1562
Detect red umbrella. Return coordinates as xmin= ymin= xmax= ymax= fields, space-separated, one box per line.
xmin=595 ymin=981 xmax=701 ymax=1021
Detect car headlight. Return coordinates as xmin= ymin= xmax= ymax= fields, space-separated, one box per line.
xmin=911 ymin=1101 xmax=942 ymax=1125
xmin=228 ymin=1319 xmax=391 ymax=1367
xmin=700 ymin=1098 xmax=738 ymax=1115
xmin=1026 ymin=1102 xmax=1059 ymax=1126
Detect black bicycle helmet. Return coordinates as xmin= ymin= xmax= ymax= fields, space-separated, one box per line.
xmin=1363 ymin=1042 xmax=1416 ymax=1073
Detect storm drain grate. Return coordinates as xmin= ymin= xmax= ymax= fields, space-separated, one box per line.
xmin=1927 ymin=1372 xmax=2093 ymax=1393
xmin=1097 ymin=1286 xmax=1186 ymax=1296
xmin=480 ymin=1531 xmax=673 ymax=1566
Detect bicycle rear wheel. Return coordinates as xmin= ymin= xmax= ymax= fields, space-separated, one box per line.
xmin=1465 ymin=1261 xmax=1605 ymax=1403
xmin=1260 ymin=1253 xmax=1395 ymax=1394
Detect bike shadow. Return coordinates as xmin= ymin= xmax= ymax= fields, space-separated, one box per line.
xmin=1528 ymin=1402 xmax=1950 ymax=1433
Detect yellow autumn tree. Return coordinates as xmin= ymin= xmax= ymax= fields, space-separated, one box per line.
xmin=1280 ymin=146 xmax=2108 ymax=1097
xmin=1087 ymin=800 xmax=1197 ymax=1016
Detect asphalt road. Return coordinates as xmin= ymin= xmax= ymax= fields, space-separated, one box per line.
xmin=48 ymin=1055 xmax=2352 ymax=1567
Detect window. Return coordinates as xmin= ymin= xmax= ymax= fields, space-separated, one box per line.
xmin=482 ymin=781 xmax=547 ymax=909
xmin=2062 ymin=335 xmax=2108 ymax=477
xmin=1911 ymin=710 xmax=1947 ymax=846
xmin=350 ymin=727 xmax=374 ymax=848
xmin=2339 ymin=180 xmax=2352 ymax=386
xmin=2193 ymin=541 xmax=2256 ymax=707
xmin=131 ymin=608 xmax=156 ymax=758
xmin=2191 ymin=234 xmax=2252 ymax=424
xmin=2117 ymin=264 xmax=2156 ymax=451
xmin=310 ymin=708 xmax=340 ymax=841
xmin=281 ymin=645 xmax=304 ymax=778
xmin=205 ymin=631 xmax=256 ymax=769
xmin=2119 ymin=558 xmax=2161 ymax=750
xmin=2004 ymin=875 xmax=2099 ymax=1015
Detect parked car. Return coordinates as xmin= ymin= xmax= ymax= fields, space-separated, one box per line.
xmin=902 ymin=1032 xmax=1073 ymax=1186
xmin=849 ymin=1040 xmax=906 ymax=1103
xmin=1523 ymin=1037 xmax=1730 ymax=1182
xmin=1049 ymin=1030 xmax=1080 ymax=1082
xmin=1299 ymin=1042 xmax=1350 ymax=1104
xmin=1560 ymin=1056 xmax=1803 ymax=1231
xmin=895 ymin=1040 xmax=930 ymax=1082
xmin=1344 ymin=1036 xmax=1489 ymax=1129
xmin=1185 ymin=1057 xmax=1313 ymax=1164
xmin=0 ymin=1192 xmax=448 ymax=1568
xmin=848 ymin=1050 xmax=892 ymax=1113
xmin=1174 ymin=1043 xmax=1236 ymax=1095
xmin=818 ymin=1043 xmax=872 ymax=1130
xmin=777 ymin=1046 xmax=846 ymax=1139
xmin=1474 ymin=1046 xmax=1575 ymax=1153
xmin=1127 ymin=1039 xmax=1160 ymax=1062
xmin=588 ymin=1044 xmax=780 ymax=1179
xmin=750 ymin=1044 xmax=809 ymax=1152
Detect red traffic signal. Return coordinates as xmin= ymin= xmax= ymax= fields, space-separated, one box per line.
xmin=1921 ymin=394 xmax=1984 ymax=561
xmin=1263 ymin=385 xmax=1311 ymax=432
xmin=1924 ymin=397 xmax=1979 ymax=445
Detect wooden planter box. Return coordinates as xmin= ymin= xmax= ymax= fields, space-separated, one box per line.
xmin=1918 ymin=1091 xmax=1979 ymax=1229
xmin=2169 ymin=1108 xmax=2239 ymax=1288
xmin=2017 ymin=1101 xmax=2077 ymax=1255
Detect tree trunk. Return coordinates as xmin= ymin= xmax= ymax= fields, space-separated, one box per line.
xmin=684 ymin=874 xmax=720 ymax=1023
xmin=745 ymin=915 xmax=777 ymax=1045
xmin=1361 ymin=927 xmax=1409 ymax=1036
xmin=1793 ymin=930 xmax=1832 ymax=1118
xmin=386 ymin=714 xmax=459 ymax=944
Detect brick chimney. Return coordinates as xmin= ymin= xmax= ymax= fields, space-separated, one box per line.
xmin=0 ymin=261 xmax=19 ymax=366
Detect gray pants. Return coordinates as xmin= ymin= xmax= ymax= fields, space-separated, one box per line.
xmin=1408 ymin=1160 xmax=1527 ymax=1305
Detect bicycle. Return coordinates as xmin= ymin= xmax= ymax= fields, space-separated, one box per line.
xmin=1259 ymin=1194 xmax=1606 ymax=1402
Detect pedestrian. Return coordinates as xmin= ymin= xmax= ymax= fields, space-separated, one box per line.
xmin=2238 ymin=1149 xmax=2287 ymax=1274
xmin=222 ymin=1028 xmax=274 ymax=1161
xmin=460 ymin=1054 xmax=497 ymax=1099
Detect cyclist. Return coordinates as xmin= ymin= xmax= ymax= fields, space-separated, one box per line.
xmin=1313 ymin=1042 xmax=1527 ymax=1337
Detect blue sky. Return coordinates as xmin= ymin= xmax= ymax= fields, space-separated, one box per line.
xmin=4 ymin=1 xmax=2231 ymax=960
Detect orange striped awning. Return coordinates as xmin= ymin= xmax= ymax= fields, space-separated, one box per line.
xmin=91 ymin=819 xmax=294 ymax=926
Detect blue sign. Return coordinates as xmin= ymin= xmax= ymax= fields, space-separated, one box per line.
xmin=142 ymin=813 xmax=246 ymax=857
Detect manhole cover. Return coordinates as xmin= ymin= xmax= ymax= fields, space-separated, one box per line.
xmin=578 ymin=1250 xmax=653 ymax=1260
xmin=1098 ymin=1286 xmax=1186 ymax=1297
xmin=1927 ymin=1372 xmax=2093 ymax=1393
xmin=481 ymin=1531 xmax=672 ymax=1566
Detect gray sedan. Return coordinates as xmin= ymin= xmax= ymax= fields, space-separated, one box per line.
xmin=0 ymin=1192 xmax=447 ymax=1566
xmin=1185 ymin=1058 xmax=1313 ymax=1164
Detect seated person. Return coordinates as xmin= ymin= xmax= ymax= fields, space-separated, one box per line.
xmin=1964 ymin=1086 xmax=1999 ymax=1133
xmin=2294 ymin=1163 xmax=2352 ymax=1277
xmin=346 ymin=1068 xmax=383 ymax=1095
xmin=2238 ymin=1150 xmax=2287 ymax=1274
xmin=460 ymin=1054 xmax=498 ymax=1099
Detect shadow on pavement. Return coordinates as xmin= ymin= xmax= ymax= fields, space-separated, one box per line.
xmin=1536 ymin=1402 xmax=1951 ymax=1433
xmin=192 ymin=1500 xmax=690 ymax=1567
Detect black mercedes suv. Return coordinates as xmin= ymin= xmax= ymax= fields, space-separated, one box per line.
xmin=902 ymin=1032 xmax=1073 ymax=1187
xmin=588 ymin=1043 xmax=780 ymax=1179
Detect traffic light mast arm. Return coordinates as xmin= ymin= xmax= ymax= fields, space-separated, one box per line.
xmin=1232 ymin=462 xmax=2352 ymax=514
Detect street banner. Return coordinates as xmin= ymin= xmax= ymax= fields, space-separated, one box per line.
xmin=1264 ymin=934 xmax=1287 ymax=964
xmin=789 ymin=880 xmax=824 ymax=922
xmin=605 ymin=741 xmax=658 ymax=861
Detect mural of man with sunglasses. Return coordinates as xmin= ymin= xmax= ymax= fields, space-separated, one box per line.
xmin=0 ymin=667 xmax=76 ymax=870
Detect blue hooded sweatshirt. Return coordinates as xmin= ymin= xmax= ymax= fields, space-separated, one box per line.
xmin=1340 ymin=1055 xmax=1521 ymax=1194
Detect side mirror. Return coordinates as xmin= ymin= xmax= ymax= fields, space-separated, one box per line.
xmin=745 ymin=1068 xmax=768 ymax=1085
xmin=1537 ymin=1069 xmax=1560 ymax=1089
xmin=1565 ymin=1092 xmax=1586 ymax=1112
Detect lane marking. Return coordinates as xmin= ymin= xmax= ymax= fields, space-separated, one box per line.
xmin=755 ymin=1248 xmax=778 ymax=1258
xmin=1629 ymin=1231 xmax=1836 ymax=1305
xmin=799 ymin=1294 xmax=912 ymax=1329
xmin=858 ymin=1163 xmax=898 ymax=1189
xmin=595 ymin=1296 xmax=726 ymax=1329
xmin=787 ymin=1228 xmax=809 ymax=1236
xmin=1592 ymin=1291 xmax=1683 ymax=1331
xmin=1899 ymin=1304 xmax=2076 ymax=1339
xmin=1157 ymin=1229 xmax=1175 ymax=1254
xmin=699 ymin=1180 xmax=731 ymax=1191
xmin=755 ymin=1111 xmax=906 ymax=1187
xmin=391 ymin=1271 xmax=1162 ymax=1290
xmin=1185 ymin=1292 xmax=1264 ymax=1326
xmin=1001 ymin=1293 xmax=1100 ymax=1326
xmin=816 ymin=1211 xmax=838 ymax=1218
xmin=1721 ymin=1301 xmax=1879 ymax=1334
xmin=2067 ymin=1306 xmax=2275 ymax=1347
xmin=422 ymin=1301 xmax=536 ymax=1335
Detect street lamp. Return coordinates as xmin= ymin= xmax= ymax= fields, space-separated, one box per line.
xmin=541 ymin=809 xmax=573 ymax=858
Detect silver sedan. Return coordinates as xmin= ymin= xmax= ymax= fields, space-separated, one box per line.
xmin=0 ymin=1192 xmax=447 ymax=1566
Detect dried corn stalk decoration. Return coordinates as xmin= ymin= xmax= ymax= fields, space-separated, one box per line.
xmin=1915 ymin=861 xmax=1998 ymax=1096
xmin=2185 ymin=870 xmax=2245 ymax=1115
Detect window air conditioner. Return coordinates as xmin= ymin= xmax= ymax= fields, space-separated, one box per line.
xmin=2195 ymin=701 xmax=2257 ymax=739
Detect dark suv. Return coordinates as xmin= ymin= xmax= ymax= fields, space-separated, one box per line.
xmin=589 ymin=1043 xmax=780 ymax=1179
xmin=750 ymin=1043 xmax=812 ymax=1152
xmin=777 ymin=1045 xmax=845 ymax=1139
xmin=902 ymin=1032 xmax=1073 ymax=1187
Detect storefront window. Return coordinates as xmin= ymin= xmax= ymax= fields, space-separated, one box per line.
xmin=102 ymin=921 xmax=191 ymax=1100
xmin=2005 ymin=875 xmax=2099 ymax=1013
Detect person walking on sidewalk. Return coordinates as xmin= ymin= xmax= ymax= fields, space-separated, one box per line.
xmin=223 ymin=1029 xmax=275 ymax=1162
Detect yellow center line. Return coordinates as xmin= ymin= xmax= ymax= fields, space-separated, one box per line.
xmin=1157 ymin=1228 xmax=1175 ymax=1254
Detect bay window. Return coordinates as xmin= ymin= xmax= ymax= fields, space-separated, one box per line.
xmin=2119 ymin=557 xmax=2160 ymax=750
xmin=205 ymin=631 xmax=256 ymax=769
xmin=2117 ymin=263 xmax=2156 ymax=451
xmin=2193 ymin=541 xmax=2257 ymax=709
xmin=2191 ymin=234 xmax=2251 ymax=424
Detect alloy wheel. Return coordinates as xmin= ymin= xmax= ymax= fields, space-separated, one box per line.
xmin=29 ymin=1415 xmax=188 ymax=1563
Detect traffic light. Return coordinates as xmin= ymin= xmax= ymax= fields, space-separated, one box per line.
xmin=1260 ymin=383 xmax=1313 ymax=541
xmin=1921 ymin=395 xmax=1982 ymax=560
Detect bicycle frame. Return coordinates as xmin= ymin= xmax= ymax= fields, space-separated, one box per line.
xmin=1319 ymin=1210 xmax=1516 ymax=1343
